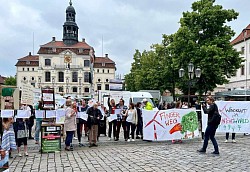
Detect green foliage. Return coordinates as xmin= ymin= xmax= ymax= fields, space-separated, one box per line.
xmin=4 ymin=76 xmax=16 ymax=86
xmin=125 ymin=0 xmax=242 ymax=96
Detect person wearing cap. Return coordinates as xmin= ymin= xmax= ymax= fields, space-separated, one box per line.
xmin=86 ymin=103 xmax=103 ymax=147
xmin=143 ymin=99 xmax=153 ymax=110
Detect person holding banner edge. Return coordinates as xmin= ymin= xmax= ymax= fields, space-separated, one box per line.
xmin=107 ymin=97 xmax=117 ymax=141
xmin=197 ymin=96 xmax=220 ymax=155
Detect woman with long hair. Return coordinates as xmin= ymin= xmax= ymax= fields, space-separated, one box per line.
xmin=125 ymin=103 xmax=138 ymax=142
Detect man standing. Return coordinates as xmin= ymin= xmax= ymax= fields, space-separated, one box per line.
xmin=86 ymin=103 xmax=103 ymax=147
xmin=77 ymin=99 xmax=89 ymax=147
xmin=197 ymin=96 xmax=220 ymax=155
xmin=115 ymin=99 xmax=128 ymax=141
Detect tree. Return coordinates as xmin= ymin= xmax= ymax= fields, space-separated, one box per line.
xmin=169 ymin=0 xmax=242 ymax=95
xmin=4 ymin=76 xmax=16 ymax=86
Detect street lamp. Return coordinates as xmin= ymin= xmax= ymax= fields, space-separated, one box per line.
xmin=38 ymin=77 xmax=41 ymax=88
xmin=179 ymin=62 xmax=201 ymax=108
xmin=243 ymin=28 xmax=250 ymax=100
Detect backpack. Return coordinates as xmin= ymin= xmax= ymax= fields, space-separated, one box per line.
xmin=213 ymin=104 xmax=221 ymax=126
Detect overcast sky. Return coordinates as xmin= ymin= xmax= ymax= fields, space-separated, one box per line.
xmin=0 ymin=0 xmax=249 ymax=77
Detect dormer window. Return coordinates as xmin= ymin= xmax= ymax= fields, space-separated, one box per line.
xmin=26 ymin=61 xmax=30 ymax=65
xmin=52 ymin=47 xmax=56 ymax=52
xmin=45 ymin=59 xmax=51 ymax=66
xmin=79 ymin=48 xmax=83 ymax=53
xmin=102 ymin=63 xmax=105 ymax=67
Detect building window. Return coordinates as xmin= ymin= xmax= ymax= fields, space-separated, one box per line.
xmin=108 ymin=69 xmax=110 ymax=73
xmin=241 ymin=65 xmax=245 ymax=75
xmin=23 ymin=77 xmax=26 ymax=81
xmin=27 ymin=68 xmax=29 ymax=71
xmin=72 ymin=72 xmax=78 ymax=82
xmin=84 ymin=72 xmax=89 ymax=82
xmin=72 ymin=87 xmax=77 ymax=93
xmin=103 ymin=69 xmax=105 ymax=73
xmin=59 ymin=87 xmax=64 ymax=92
xmin=45 ymin=59 xmax=51 ymax=66
xmin=97 ymin=84 xmax=101 ymax=90
xmin=105 ymin=84 xmax=109 ymax=90
xmin=31 ymin=77 xmax=34 ymax=81
xmin=45 ymin=72 xmax=51 ymax=82
xmin=106 ymin=79 xmax=109 ymax=82
xmin=32 ymin=68 xmax=34 ymax=71
xmin=58 ymin=72 xmax=64 ymax=82
xmin=26 ymin=61 xmax=30 ymax=65
xmin=98 ymin=79 xmax=101 ymax=82
xmin=31 ymin=83 xmax=35 ymax=87
xmin=102 ymin=63 xmax=105 ymax=67
xmin=97 ymin=69 xmax=99 ymax=73
xmin=23 ymin=68 xmax=25 ymax=71
xmin=84 ymin=60 xmax=90 ymax=67
xmin=84 ymin=87 xmax=89 ymax=93
xmin=241 ymin=46 xmax=245 ymax=55
xmin=228 ymin=88 xmax=231 ymax=91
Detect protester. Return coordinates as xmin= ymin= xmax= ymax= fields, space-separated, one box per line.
xmin=1 ymin=118 xmax=16 ymax=158
xmin=64 ymin=100 xmax=77 ymax=151
xmin=136 ymin=102 xmax=143 ymax=139
xmin=115 ymin=99 xmax=128 ymax=141
xmin=86 ymin=103 xmax=103 ymax=147
xmin=34 ymin=100 xmax=43 ymax=144
xmin=225 ymin=133 xmax=236 ymax=143
xmin=142 ymin=99 xmax=153 ymax=110
xmin=197 ymin=96 xmax=220 ymax=155
xmin=77 ymin=99 xmax=89 ymax=147
xmin=125 ymin=103 xmax=138 ymax=142
xmin=107 ymin=97 xmax=117 ymax=141
xmin=16 ymin=118 xmax=29 ymax=157
xmin=27 ymin=105 xmax=35 ymax=140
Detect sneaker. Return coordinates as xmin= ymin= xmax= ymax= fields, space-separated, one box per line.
xmin=132 ymin=139 xmax=135 ymax=142
xmin=73 ymin=137 xmax=78 ymax=140
xmin=232 ymin=139 xmax=236 ymax=143
xmin=108 ymin=138 xmax=111 ymax=141
xmin=79 ymin=143 xmax=84 ymax=147
xmin=25 ymin=152 xmax=29 ymax=156
xmin=224 ymin=139 xmax=228 ymax=143
xmin=114 ymin=138 xmax=119 ymax=141
xmin=197 ymin=149 xmax=206 ymax=153
xmin=127 ymin=139 xmax=131 ymax=142
xmin=92 ymin=144 xmax=98 ymax=147
xmin=18 ymin=153 xmax=22 ymax=157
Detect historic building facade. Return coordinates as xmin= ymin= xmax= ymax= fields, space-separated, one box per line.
xmin=15 ymin=1 xmax=116 ymax=97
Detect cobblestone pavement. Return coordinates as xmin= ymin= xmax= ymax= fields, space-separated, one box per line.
xmin=9 ymin=134 xmax=250 ymax=172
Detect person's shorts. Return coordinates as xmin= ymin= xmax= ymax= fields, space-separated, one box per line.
xmin=17 ymin=137 xmax=27 ymax=147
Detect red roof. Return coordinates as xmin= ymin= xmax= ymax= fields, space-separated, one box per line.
xmin=94 ymin=57 xmax=116 ymax=69
xmin=38 ymin=41 xmax=92 ymax=55
xmin=15 ymin=54 xmax=39 ymax=66
xmin=0 ymin=75 xmax=6 ymax=84
xmin=231 ymin=24 xmax=250 ymax=45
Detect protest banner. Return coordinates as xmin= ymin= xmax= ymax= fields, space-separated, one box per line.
xmin=78 ymin=112 xmax=88 ymax=121
xmin=55 ymin=109 xmax=66 ymax=124
xmin=202 ymin=101 xmax=250 ymax=133
xmin=42 ymin=88 xmax=55 ymax=110
xmin=46 ymin=110 xmax=56 ymax=118
xmin=0 ymin=110 xmax=14 ymax=118
xmin=16 ymin=110 xmax=31 ymax=118
xmin=35 ymin=110 xmax=45 ymax=119
xmin=143 ymin=109 xmax=199 ymax=141
xmin=107 ymin=114 xmax=117 ymax=122
xmin=21 ymin=83 xmax=34 ymax=105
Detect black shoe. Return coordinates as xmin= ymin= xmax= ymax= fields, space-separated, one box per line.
xmin=92 ymin=144 xmax=98 ymax=147
xmin=197 ymin=149 xmax=206 ymax=153
xmin=28 ymin=137 xmax=34 ymax=140
xmin=211 ymin=151 xmax=220 ymax=155
xmin=136 ymin=136 xmax=140 ymax=139
xmin=115 ymin=138 xmax=119 ymax=141
xmin=89 ymin=144 xmax=93 ymax=148
xmin=79 ymin=143 xmax=84 ymax=147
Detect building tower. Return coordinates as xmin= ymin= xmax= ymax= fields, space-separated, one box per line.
xmin=63 ymin=0 xmax=79 ymax=46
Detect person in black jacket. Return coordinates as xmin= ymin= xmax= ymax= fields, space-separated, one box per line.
xmin=86 ymin=103 xmax=103 ymax=147
xmin=135 ymin=102 xmax=143 ymax=139
xmin=197 ymin=96 xmax=220 ymax=155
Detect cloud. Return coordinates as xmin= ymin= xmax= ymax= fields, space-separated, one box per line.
xmin=0 ymin=0 xmax=249 ymax=77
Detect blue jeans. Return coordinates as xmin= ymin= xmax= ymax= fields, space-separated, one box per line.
xmin=65 ymin=131 xmax=74 ymax=147
xmin=202 ymin=125 xmax=219 ymax=152
xmin=35 ymin=120 xmax=42 ymax=142
xmin=126 ymin=122 xmax=136 ymax=139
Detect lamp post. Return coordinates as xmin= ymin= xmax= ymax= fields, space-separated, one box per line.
xmin=66 ymin=77 xmax=69 ymax=94
xmin=179 ymin=63 xmax=201 ymax=108
xmin=243 ymin=28 xmax=250 ymax=100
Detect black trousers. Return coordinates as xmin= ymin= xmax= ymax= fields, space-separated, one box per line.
xmin=77 ymin=123 xmax=83 ymax=143
xmin=136 ymin=121 xmax=143 ymax=136
xmin=126 ymin=122 xmax=136 ymax=139
xmin=108 ymin=120 xmax=117 ymax=138
xmin=226 ymin=133 xmax=236 ymax=140
xmin=116 ymin=121 xmax=127 ymax=139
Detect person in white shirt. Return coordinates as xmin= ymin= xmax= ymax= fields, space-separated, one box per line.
xmin=125 ymin=103 xmax=138 ymax=142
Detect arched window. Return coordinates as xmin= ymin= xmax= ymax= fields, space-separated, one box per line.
xmin=72 ymin=72 xmax=78 ymax=82
xmin=72 ymin=87 xmax=77 ymax=93
xmin=84 ymin=87 xmax=89 ymax=93
xmin=59 ymin=87 xmax=64 ymax=92
xmin=84 ymin=72 xmax=89 ymax=82
xmin=58 ymin=72 xmax=64 ymax=82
